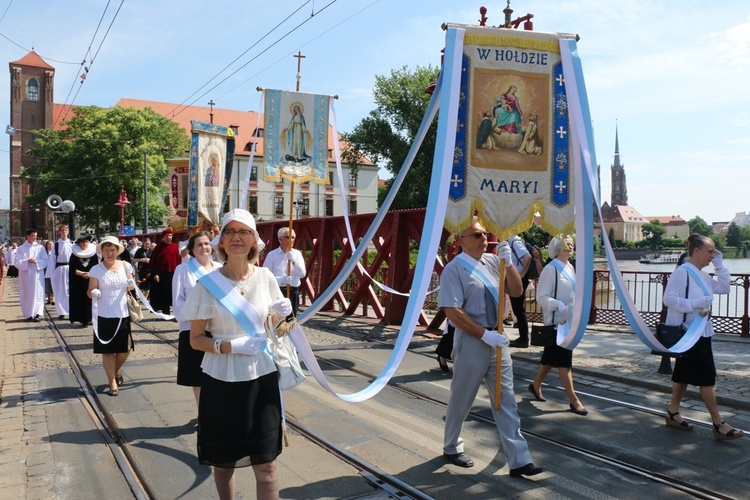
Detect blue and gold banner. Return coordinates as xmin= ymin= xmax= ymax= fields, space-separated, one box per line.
xmin=263 ymin=89 xmax=331 ymax=185
xmin=187 ymin=121 xmax=235 ymax=227
xmin=444 ymin=26 xmax=576 ymax=239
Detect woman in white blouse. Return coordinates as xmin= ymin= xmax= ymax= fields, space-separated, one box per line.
xmin=663 ymin=234 xmax=742 ymax=439
xmin=172 ymin=231 xmax=222 ymax=405
xmin=87 ymin=236 xmax=136 ymax=397
xmin=528 ymin=235 xmax=587 ymax=415
xmin=183 ymin=209 xmax=292 ymax=500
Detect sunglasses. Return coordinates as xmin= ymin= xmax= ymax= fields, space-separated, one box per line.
xmin=460 ymin=231 xmax=489 ymax=239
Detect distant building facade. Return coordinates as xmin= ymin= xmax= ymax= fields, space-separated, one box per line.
xmin=8 ymin=51 xmax=55 ymax=240
xmin=603 ymin=205 xmax=646 ymax=243
xmin=729 ymin=211 xmax=750 ymax=228
xmin=647 ymin=215 xmax=689 ymax=240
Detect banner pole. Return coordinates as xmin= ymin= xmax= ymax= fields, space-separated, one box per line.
xmin=286 ymin=181 xmax=295 ymax=314
xmin=494 ymin=259 xmax=506 ymax=411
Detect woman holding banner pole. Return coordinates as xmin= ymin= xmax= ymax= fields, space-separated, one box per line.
xmin=183 ymin=209 xmax=293 ymax=499
xmin=663 ymin=234 xmax=742 ymax=440
xmin=529 ymin=235 xmax=587 ymax=415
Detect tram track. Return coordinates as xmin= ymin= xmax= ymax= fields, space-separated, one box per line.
xmin=113 ymin=316 xmax=431 ymax=499
xmin=53 ymin=307 xmax=739 ymax=499
xmin=302 ymin=318 xmax=739 ymax=500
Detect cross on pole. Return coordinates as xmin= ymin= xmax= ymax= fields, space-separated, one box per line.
xmin=294 ymin=51 xmax=305 ymax=92
xmin=208 ymin=100 xmax=215 ymax=124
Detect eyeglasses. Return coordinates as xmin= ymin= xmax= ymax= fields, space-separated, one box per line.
xmin=460 ymin=231 xmax=489 ymax=239
xmin=222 ymin=229 xmax=253 ymax=238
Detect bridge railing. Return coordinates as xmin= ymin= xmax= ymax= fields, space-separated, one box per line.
xmin=257 ymin=210 xmax=750 ymax=336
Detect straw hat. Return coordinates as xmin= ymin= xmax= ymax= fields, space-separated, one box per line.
xmin=97 ymin=235 xmax=125 ymax=255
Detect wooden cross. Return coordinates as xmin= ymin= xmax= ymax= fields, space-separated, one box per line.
xmin=294 ymin=51 xmax=306 ymax=91
xmin=208 ymin=100 xmax=215 ymax=124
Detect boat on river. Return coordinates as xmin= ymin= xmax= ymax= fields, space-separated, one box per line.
xmin=638 ymin=251 xmax=682 ymax=264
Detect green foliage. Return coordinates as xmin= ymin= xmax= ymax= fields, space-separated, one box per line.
xmin=519 ymin=225 xmax=550 ymax=248
xmin=688 ymin=216 xmax=712 ymax=237
xmin=725 ymin=222 xmax=741 ymax=247
xmin=710 ymin=233 xmax=726 ymax=251
xmin=641 ymin=219 xmax=666 ymax=250
xmin=608 ymin=227 xmax=616 ymax=247
xmin=22 ymin=105 xmax=189 ymax=234
xmin=341 ymin=65 xmax=440 ymax=209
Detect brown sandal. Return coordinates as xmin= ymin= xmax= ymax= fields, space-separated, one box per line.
xmin=666 ymin=410 xmax=693 ymax=430
xmin=713 ymin=422 xmax=743 ymax=440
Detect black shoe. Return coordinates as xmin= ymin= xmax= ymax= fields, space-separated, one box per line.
xmin=528 ymin=383 xmax=546 ymax=402
xmin=509 ymin=463 xmax=546 ymax=477
xmin=443 ymin=452 xmax=474 ymax=468
xmin=569 ymin=403 xmax=588 ymax=416
xmin=509 ymin=338 xmax=529 ymax=348
xmin=27 ymin=317 xmax=34 ymax=321
xmin=58 ymin=315 xmax=65 ymax=320
xmin=33 ymin=315 xmax=40 ymax=322
xmin=437 ymin=356 xmax=450 ymax=372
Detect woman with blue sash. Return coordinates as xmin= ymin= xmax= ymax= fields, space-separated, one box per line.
xmin=180 ymin=209 xmax=293 ymax=499
xmin=528 ymin=235 xmax=587 ymax=415
xmin=664 ymin=234 xmax=743 ymax=440
xmin=172 ymin=231 xmax=222 ymax=406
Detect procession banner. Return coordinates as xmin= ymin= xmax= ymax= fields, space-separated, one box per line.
xmin=263 ymin=89 xmax=331 ymax=185
xmin=444 ymin=25 xmax=577 ymax=240
xmin=188 ymin=121 xmax=235 ymax=227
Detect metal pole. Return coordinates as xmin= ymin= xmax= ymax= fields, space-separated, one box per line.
xmin=143 ymin=152 xmax=148 ymax=234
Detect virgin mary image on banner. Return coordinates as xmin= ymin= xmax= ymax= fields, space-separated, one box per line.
xmin=263 ymin=89 xmax=331 ymax=184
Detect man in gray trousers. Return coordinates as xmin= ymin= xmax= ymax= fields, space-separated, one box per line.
xmin=438 ymin=218 xmax=545 ymax=478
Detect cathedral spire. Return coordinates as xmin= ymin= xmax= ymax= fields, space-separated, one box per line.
xmin=613 ymin=121 xmax=622 ymax=167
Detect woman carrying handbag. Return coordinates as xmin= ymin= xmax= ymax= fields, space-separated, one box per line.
xmin=528 ymin=235 xmax=587 ymax=416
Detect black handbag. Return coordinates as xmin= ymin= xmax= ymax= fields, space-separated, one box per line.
xmin=651 ymin=278 xmax=689 ymax=357
xmin=530 ymin=268 xmax=558 ymax=347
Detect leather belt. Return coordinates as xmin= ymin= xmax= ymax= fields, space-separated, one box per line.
xmin=57 ymin=262 xmax=69 ymax=266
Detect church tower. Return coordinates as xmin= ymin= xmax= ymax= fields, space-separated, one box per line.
xmin=610 ymin=124 xmax=628 ymax=207
xmin=8 ymin=51 xmax=55 ymax=240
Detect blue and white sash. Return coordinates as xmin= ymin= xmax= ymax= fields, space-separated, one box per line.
xmin=454 ymin=253 xmax=500 ymax=306
xmin=197 ymin=270 xmax=267 ymax=342
xmin=669 ymin=264 xmax=711 ymax=351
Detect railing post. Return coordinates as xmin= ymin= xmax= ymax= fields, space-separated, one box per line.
xmin=742 ymin=274 xmax=749 ymax=337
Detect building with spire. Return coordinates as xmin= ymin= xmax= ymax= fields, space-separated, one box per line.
xmin=610 ymin=125 xmax=628 ymax=207
xmin=8 ymin=51 xmax=56 ymax=240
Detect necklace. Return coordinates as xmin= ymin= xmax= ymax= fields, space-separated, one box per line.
xmin=222 ymin=265 xmax=253 ymax=295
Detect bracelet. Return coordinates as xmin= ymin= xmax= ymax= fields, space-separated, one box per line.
xmin=214 ymin=338 xmax=222 ymax=354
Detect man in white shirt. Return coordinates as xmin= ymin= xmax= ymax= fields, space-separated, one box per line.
xmin=262 ymin=227 xmax=306 ymax=315
xmin=16 ymin=228 xmax=48 ymax=321
xmin=51 ymin=224 xmax=73 ymax=319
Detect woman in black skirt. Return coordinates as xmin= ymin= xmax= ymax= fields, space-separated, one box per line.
xmin=69 ymin=235 xmax=99 ymax=327
xmin=528 ymin=235 xmax=587 ymax=415
xmin=172 ymin=231 xmax=221 ymax=406
xmin=664 ymin=234 xmax=743 ymax=439
xmin=182 ymin=209 xmax=293 ymax=500
xmin=87 ymin=236 xmax=136 ymax=397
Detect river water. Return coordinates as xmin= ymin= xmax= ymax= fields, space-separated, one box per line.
xmin=599 ymin=256 xmax=750 ymax=274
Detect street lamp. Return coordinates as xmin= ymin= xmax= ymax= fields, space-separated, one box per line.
xmin=115 ymin=186 xmax=131 ymax=237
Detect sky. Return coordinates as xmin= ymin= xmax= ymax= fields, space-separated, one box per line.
xmin=1 ymin=0 xmax=749 ymax=224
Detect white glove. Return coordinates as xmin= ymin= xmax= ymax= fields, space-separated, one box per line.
xmin=496 ymin=241 xmax=513 ymax=267
xmin=229 ymin=337 xmax=262 ymax=355
xmin=126 ymin=279 xmax=136 ymax=288
xmin=556 ymin=303 xmax=568 ymax=317
xmin=285 ymin=252 xmax=294 ymax=262
xmin=691 ymin=297 xmax=712 ymax=310
xmin=279 ymin=275 xmax=292 ymax=286
xmin=270 ymin=298 xmax=293 ymax=316
xmin=481 ymin=329 xmax=509 ymax=348
xmin=712 ymin=250 xmax=723 ymax=269
xmin=547 ymin=299 xmax=565 ymax=312
xmin=91 ymin=289 xmax=101 ymax=299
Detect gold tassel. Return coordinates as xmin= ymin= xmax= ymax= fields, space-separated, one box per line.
xmin=275 ymin=318 xmax=297 ymax=337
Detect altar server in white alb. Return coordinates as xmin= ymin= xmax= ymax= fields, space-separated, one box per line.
xmin=51 ymin=224 xmax=73 ymax=319
xmin=262 ymin=227 xmax=306 ymax=315
xmin=16 ymin=228 xmax=49 ymax=321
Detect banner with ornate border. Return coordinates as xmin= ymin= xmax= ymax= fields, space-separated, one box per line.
xmin=444 ymin=26 xmax=576 ymax=239
xmin=187 ymin=121 xmax=235 ymax=227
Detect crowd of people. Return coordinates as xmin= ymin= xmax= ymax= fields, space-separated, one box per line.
xmin=2 ymin=216 xmax=742 ymax=498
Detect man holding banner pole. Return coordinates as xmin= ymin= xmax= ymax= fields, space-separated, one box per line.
xmin=438 ymin=219 xmax=545 ymax=477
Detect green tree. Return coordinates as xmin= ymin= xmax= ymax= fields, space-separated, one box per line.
xmin=342 ymin=65 xmax=440 ymax=209
xmin=608 ymin=227 xmax=616 ymax=247
xmin=740 ymin=224 xmax=750 ymax=243
xmin=22 ymin=105 xmax=188 ymax=234
xmin=725 ymin=222 xmax=741 ymax=247
xmin=710 ymin=233 xmax=726 ymax=251
xmin=687 ymin=216 xmax=712 ymax=237
xmin=641 ymin=220 xmax=666 ymax=250
xmin=519 ymin=224 xmax=550 ymax=248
